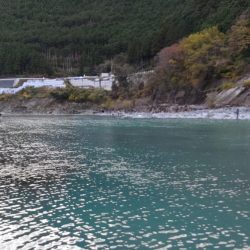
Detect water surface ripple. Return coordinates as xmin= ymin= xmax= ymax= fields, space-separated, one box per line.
xmin=0 ymin=116 xmax=250 ymax=249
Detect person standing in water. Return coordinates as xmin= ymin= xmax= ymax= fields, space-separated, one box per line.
xmin=236 ymin=108 xmax=240 ymax=120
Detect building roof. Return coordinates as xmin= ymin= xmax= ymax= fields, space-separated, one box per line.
xmin=0 ymin=79 xmax=15 ymax=88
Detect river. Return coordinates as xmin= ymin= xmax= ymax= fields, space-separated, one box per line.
xmin=0 ymin=116 xmax=250 ymax=249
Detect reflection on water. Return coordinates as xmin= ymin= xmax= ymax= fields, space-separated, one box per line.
xmin=0 ymin=116 xmax=250 ymax=249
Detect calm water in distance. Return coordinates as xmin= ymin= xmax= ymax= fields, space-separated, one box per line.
xmin=0 ymin=116 xmax=250 ymax=249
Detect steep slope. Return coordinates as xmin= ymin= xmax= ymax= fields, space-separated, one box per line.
xmin=0 ymin=0 xmax=249 ymax=75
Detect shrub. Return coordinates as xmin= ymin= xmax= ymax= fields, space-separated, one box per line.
xmin=88 ymin=89 xmax=107 ymax=103
xmin=219 ymin=82 xmax=235 ymax=91
xmin=119 ymin=100 xmax=134 ymax=110
xmin=50 ymin=88 xmax=70 ymax=101
xmin=67 ymin=88 xmax=108 ymax=103
xmin=243 ymin=80 xmax=250 ymax=88
xmin=0 ymin=94 xmax=12 ymax=101
xmin=18 ymin=87 xmax=36 ymax=99
xmin=68 ymin=89 xmax=89 ymax=102
xmin=102 ymin=98 xmax=116 ymax=109
xmin=17 ymin=87 xmax=51 ymax=99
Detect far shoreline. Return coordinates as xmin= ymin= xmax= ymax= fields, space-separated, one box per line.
xmin=1 ymin=106 xmax=250 ymax=120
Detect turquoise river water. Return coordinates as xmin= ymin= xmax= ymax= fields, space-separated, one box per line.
xmin=0 ymin=116 xmax=250 ymax=249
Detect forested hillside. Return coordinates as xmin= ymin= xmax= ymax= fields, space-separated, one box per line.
xmin=0 ymin=0 xmax=249 ymax=76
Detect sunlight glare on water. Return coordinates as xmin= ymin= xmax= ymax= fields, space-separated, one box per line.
xmin=0 ymin=116 xmax=250 ymax=249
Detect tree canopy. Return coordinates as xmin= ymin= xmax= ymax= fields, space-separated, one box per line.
xmin=0 ymin=0 xmax=249 ymax=76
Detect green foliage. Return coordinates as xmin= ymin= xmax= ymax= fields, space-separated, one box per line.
xmin=219 ymin=82 xmax=235 ymax=91
xmin=180 ymin=27 xmax=226 ymax=88
xmin=150 ymin=26 xmax=228 ymax=100
xmin=0 ymin=44 xmax=52 ymax=76
xmin=243 ymin=80 xmax=250 ymax=88
xmin=50 ymin=88 xmax=70 ymax=101
xmin=228 ymin=13 xmax=250 ymax=57
xmin=10 ymin=86 xmax=108 ymax=104
xmin=50 ymin=86 xmax=108 ymax=104
xmin=0 ymin=0 xmax=249 ymax=76
xmin=0 ymin=94 xmax=12 ymax=101
xmin=17 ymin=87 xmax=51 ymax=99
xmin=151 ymin=16 xmax=250 ymax=100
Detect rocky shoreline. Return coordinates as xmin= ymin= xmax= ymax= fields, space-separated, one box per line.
xmin=1 ymin=72 xmax=250 ymax=118
xmin=1 ymin=97 xmax=249 ymax=120
xmin=0 ymin=97 xmax=202 ymax=115
xmin=100 ymin=107 xmax=250 ymax=120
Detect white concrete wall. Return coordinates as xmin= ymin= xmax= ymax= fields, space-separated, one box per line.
xmin=68 ymin=75 xmax=114 ymax=91
xmin=23 ymin=79 xmax=65 ymax=88
xmin=14 ymin=78 xmax=44 ymax=87
xmin=0 ymin=86 xmax=23 ymax=94
xmin=0 ymin=79 xmax=65 ymax=95
xmin=0 ymin=74 xmax=114 ymax=95
xmin=100 ymin=79 xmax=113 ymax=91
xmin=69 ymin=77 xmax=100 ymax=88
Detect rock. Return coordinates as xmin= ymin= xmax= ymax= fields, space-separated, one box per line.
xmin=213 ymin=87 xmax=246 ymax=107
xmin=12 ymin=105 xmax=28 ymax=113
xmin=176 ymin=90 xmax=185 ymax=99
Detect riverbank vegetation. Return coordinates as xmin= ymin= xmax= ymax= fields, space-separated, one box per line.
xmin=1 ymin=11 xmax=249 ymax=110
xmin=0 ymin=86 xmax=108 ymax=105
xmin=110 ymin=13 xmax=250 ymax=104
xmin=0 ymin=3 xmax=249 ymax=108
